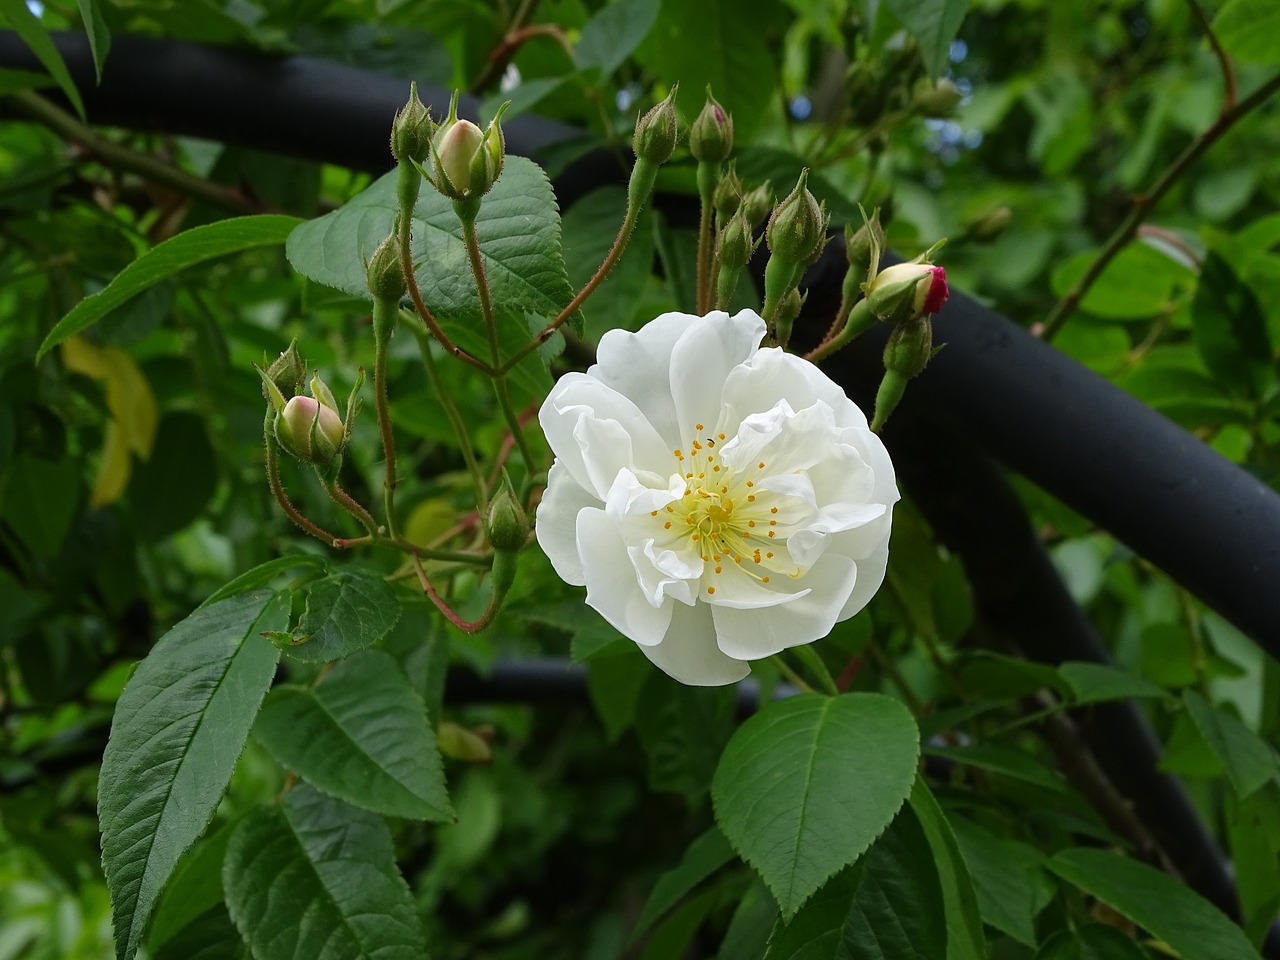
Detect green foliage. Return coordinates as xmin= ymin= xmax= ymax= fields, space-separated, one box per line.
xmin=712 ymin=693 xmax=920 ymax=918
xmin=267 ymin=570 xmax=402 ymax=664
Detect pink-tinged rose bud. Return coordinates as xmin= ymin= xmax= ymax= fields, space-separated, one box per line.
xmin=434 ymin=118 xmax=485 ymax=194
xmin=689 ymin=87 xmax=733 ymax=163
xmin=427 ymin=91 xmax=506 ymax=201
xmin=276 ymin=395 xmax=344 ymax=467
xmin=867 ymin=262 xmax=948 ymax=325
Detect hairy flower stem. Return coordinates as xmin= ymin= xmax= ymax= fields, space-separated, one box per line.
xmin=412 ymin=552 xmax=507 ymax=634
xmin=408 ymin=317 xmax=490 ymax=515
xmin=263 ymin=410 xmax=342 ymax=546
xmin=806 ymin=297 xmax=875 ymax=365
xmin=1041 ymin=70 xmax=1280 ymax=341
xmin=372 ymin=295 xmax=402 ymax=540
xmin=395 ymin=170 xmax=493 ymax=374
xmin=695 ymin=161 xmax=719 ymax=314
xmin=504 ymin=205 xmax=642 ymax=374
xmin=460 ymin=213 xmax=538 ymax=481
xmin=320 ymin=475 xmax=379 ymax=536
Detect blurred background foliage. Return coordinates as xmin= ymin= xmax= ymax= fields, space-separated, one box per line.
xmin=1 ymin=0 xmax=1279 ymax=957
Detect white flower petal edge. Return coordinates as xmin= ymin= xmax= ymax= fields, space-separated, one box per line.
xmin=536 ymin=309 xmax=900 ymax=686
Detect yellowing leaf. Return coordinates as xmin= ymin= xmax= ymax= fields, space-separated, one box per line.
xmin=62 ymin=336 xmax=159 ymax=506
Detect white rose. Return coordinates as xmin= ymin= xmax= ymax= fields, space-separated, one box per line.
xmin=536 ymin=309 xmax=899 ymax=686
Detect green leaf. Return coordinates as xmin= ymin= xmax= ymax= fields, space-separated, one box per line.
xmin=1051 ymin=243 xmax=1193 ymax=321
xmin=0 ymin=66 xmax=56 ymax=94
xmin=957 ymin=652 xmax=1067 ymax=701
xmin=633 ymin=828 xmax=735 ymax=942
xmin=38 ymin=215 xmax=302 ymax=359
xmin=153 ymin=907 xmax=248 ymax=960
xmin=766 ymin=802 xmax=945 ymax=960
xmin=635 ymin=0 xmax=781 ymax=140
xmin=575 ymin=0 xmax=660 ymax=77
xmin=1183 ymin=690 xmax=1278 ymax=799
xmin=223 ymin=784 xmax=429 ymax=960
xmin=951 ymin=818 xmax=1054 ymax=948
xmin=636 ymin=674 xmax=737 ymax=802
xmin=1057 ymin=661 xmax=1168 ymax=705
xmin=1034 ymin=924 xmax=1151 ymax=960
xmin=272 ymin=570 xmax=402 ymax=664
xmin=148 ymin=823 xmax=236 ymax=953
xmin=1046 ymin=848 xmax=1262 ymax=960
xmin=885 ymin=0 xmax=970 ymax=79
xmin=712 ymin=693 xmax=920 ymax=919
xmin=586 ymin=644 xmax=650 ymax=740
xmin=926 ymin=743 xmax=1069 ymax=793
xmin=1214 ymin=0 xmax=1280 ymax=65
xmin=254 ymin=649 xmax=452 ymax=821
xmin=285 ymin=156 xmax=575 ymax=325
xmin=200 ymin=555 xmax=329 ymax=609
xmin=1191 ymin=252 xmax=1273 ymax=398
xmin=98 ymin=590 xmax=289 ymax=960
xmin=77 ymin=0 xmax=111 ymax=81
xmin=0 ymin=453 xmax=80 ymax=559
xmin=718 ymin=879 xmax=776 ymax=960
xmin=0 ymin=0 xmax=85 ymax=117
xmin=561 ymin=187 xmax=656 ymax=341
xmin=127 ymin=413 xmax=218 ymax=542
xmin=908 ymin=778 xmax=986 ymax=960
xmin=1227 ymin=784 xmax=1280 ymax=948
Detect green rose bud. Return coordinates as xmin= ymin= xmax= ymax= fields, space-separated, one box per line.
xmin=632 ymin=86 xmax=679 ymax=165
xmin=391 ymin=83 xmax=432 ymax=163
xmin=486 ymin=476 xmax=529 ymax=552
xmin=263 ymin=339 xmax=304 ymax=401
xmin=913 ymin=78 xmax=963 ymax=118
xmin=366 ymin=230 xmax=406 ymax=301
xmin=766 ymin=170 xmax=830 ymax=266
xmin=742 ymin=180 xmax=774 ymax=229
xmin=689 ymin=87 xmax=733 ymax=164
xmin=716 ymin=208 xmax=756 ymax=272
xmin=428 ymin=92 xmax=507 ymax=201
xmin=713 ymin=163 xmax=742 ymax=221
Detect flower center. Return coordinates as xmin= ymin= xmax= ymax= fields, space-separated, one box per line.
xmin=651 ymin=421 xmax=797 ymax=595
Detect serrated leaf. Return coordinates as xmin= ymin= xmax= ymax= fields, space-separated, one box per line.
xmin=1191 ymin=252 xmax=1273 ymax=398
xmin=0 ymin=0 xmax=85 ymax=117
xmin=637 ymin=674 xmax=736 ymax=802
xmin=1050 ymin=242 xmax=1192 ymax=321
xmin=885 ymin=0 xmax=970 ymax=79
xmin=276 ymin=571 xmax=402 ymax=663
xmin=152 ymin=907 xmax=248 ymax=960
xmin=1057 ymin=661 xmax=1167 ymax=705
xmin=99 ymin=590 xmax=289 ymax=960
xmin=1047 ymin=848 xmax=1262 ymax=960
xmin=574 ymin=0 xmax=660 ymax=76
xmin=201 ymin=555 xmax=328 ymax=608
xmin=254 ymin=649 xmax=452 ymax=821
xmin=712 ymin=693 xmax=920 ymax=919
xmin=926 ymin=744 xmax=1069 ymax=793
xmin=765 ymin=802 xmax=945 ymax=960
xmin=284 ymin=155 xmax=575 ymax=327
xmin=1214 ymin=0 xmax=1280 ymax=65
xmin=223 ymin=785 xmax=429 ymax=960
xmin=908 ymin=778 xmax=986 ymax=960
xmin=77 ymin=0 xmax=111 ymax=81
xmin=632 ymin=828 xmax=735 ymax=942
xmin=1183 ymin=690 xmax=1278 ymax=799
xmin=1034 ymin=924 xmax=1151 ymax=960
xmin=951 ymin=818 xmax=1054 ymax=948
xmin=38 ymin=215 xmax=302 ymax=359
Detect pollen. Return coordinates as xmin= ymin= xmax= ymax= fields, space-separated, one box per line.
xmin=692 ymin=533 xmax=700 ymax=541
xmin=650 ymin=510 xmax=658 ymax=516
xmin=758 ymin=461 xmax=766 ymax=469
xmin=718 ymin=433 xmax=726 ymax=439
xmin=746 ymin=480 xmax=754 ymax=487
xmin=715 ymin=565 xmax=722 ymax=573
xmin=770 ymin=507 xmax=778 ymax=514
xmin=666 ymin=505 xmax=674 ymax=512
xmin=768 ymin=531 xmax=776 ymax=538
xmin=708 ymin=586 xmax=716 ymax=594
xmin=766 ymin=552 xmax=774 ymax=558
xmin=747 ymin=495 xmax=756 ymax=502
xmin=762 ymin=577 xmax=770 ymax=583
xmin=664 ymin=521 xmax=672 ymax=529
xmin=696 ymin=423 xmax=704 ymax=431
xmin=747 ymin=520 xmax=756 ymax=527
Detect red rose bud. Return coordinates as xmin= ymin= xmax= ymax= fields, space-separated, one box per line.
xmin=276 ymin=395 xmax=344 ymax=468
xmin=632 ymin=86 xmax=679 ymax=165
xmin=766 ymin=169 xmax=830 ymax=266
xmin=689 ymin=87 xmax=733 ymax=163
xmin=391 ymin=83 xmax=432 ymax=163
xmin=867 ymin=261 xmax=948 ymax=324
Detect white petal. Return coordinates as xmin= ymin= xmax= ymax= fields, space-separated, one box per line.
xmin=589 ymin=311 xmax=693 ymax=447
xmin=640 ymin=600 xmax=751 ymax=686
xmin=838 ymin=539 xmax=891 ymax=620
xmin=668 ymin=310 xmax=767 ymax=444
xmin=722 ymin=346 xmax=863 ymax=432
xmin=534 ymin=461 xmax=598 ymax=586
xmin=539 ymin=374 xmax=671 ymax=498
xmin=711 ymin=554 xmax=859 ymax=660
xmin=577 ymin=507 xmax=673 ymax=646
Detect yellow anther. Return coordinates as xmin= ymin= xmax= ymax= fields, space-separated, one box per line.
xmin=770 ymin=506 xmax=778 ymax=514
xmin=763 ymin=576 xmax=771 ymax=583
xmin=650 ymin=510 xmax=658 ymax=516
xmin=718 ymin=433 xmax=726 ymax=440
xmin=696 ymin=423 xmax=704 ymax=431
xmin=758 ymin=461 xmax=765 ymax=469
xmin=747 ymin=495 xmax=756 ymax=502
xmin=747 ymin=520 xmax=756 ymax=527
xmin=664 ymin=521 xmax=672 ymax=529
xmin=746 ymin=480 xmax=754 ymax=487
xmin=715 ymin=565 xmax=722 ymax=574
xmin=766 ymin=551 xmax=774 ymax=558
xmin=708 ymin=586 xmax=716 ymax=594
xmin=768 ymin=531 xmax=776 ymax=538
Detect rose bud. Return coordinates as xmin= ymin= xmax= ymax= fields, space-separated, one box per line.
xmin=866 ymin=261 xmax=949 ymax=325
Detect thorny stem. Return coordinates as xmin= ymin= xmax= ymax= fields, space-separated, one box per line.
xmin=9 ymin=90 xmax=261 ymax=214
xmin=407 ymin=316 xmax=490 ymax=515
xmin=411 ymin=552 xmax=502 ymax=634
xmin=461 ymin=214 xmax=539 ymax=479
xmin=397 ymin=209 xmax=493 ymax=373
xmin=1041 ymin=71 xmax=1280 ymax=341
xmin=505 ymin=206 xmax=641 ymax=373
xmin=695 ymin=164 xmax=717 ymax=314
xmin=372 ymin=297 xmax=402 ymax=540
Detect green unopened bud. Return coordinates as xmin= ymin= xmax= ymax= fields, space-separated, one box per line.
xmin=437 ymin=720 xmax=493 ymax=763
xmin=486 ymin=477 xmax=528 ymax=552
xmin=632 ymin=85 xmax=679 ymax=165
xmin=391 ymin=83 xmax=433 ymax=163
xmin=845 ymin=213 xmax=884 ymax=282
xmin=310 ymin=371 xmax=339 ymax=414
xmin=713 ymin=163 xmax=742 ymax=221
xmin=276 ymin=394 xmax=345 ymax=468
xmin=867 ymin=261 xmax=949 ymax=325
xmin=366 ymin=231 xmax=406 ymax=300
xmin=845 ymin=61 xmax=876 ymax=105
xmin=871 ymin=317 xmax=933 ymax=432
xmin=263 ymin=339 xmax=304 ymax=401
xmin=966 ymin=206 xmax=1012 ymax=243
xmin=689 ymin=87 xmax=733 ymax=164
xmin=766 ymin=170 xmax=830 ymax=266
xmin=913 ymin=78 xmax=963 ymax=118
xmin=742 ymin=181 xmax=774 ymax=229
xmin=717 ymin=208 xmax=756 ymax=272
xmin=428 ymin=92 xmax=506 ymax=201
